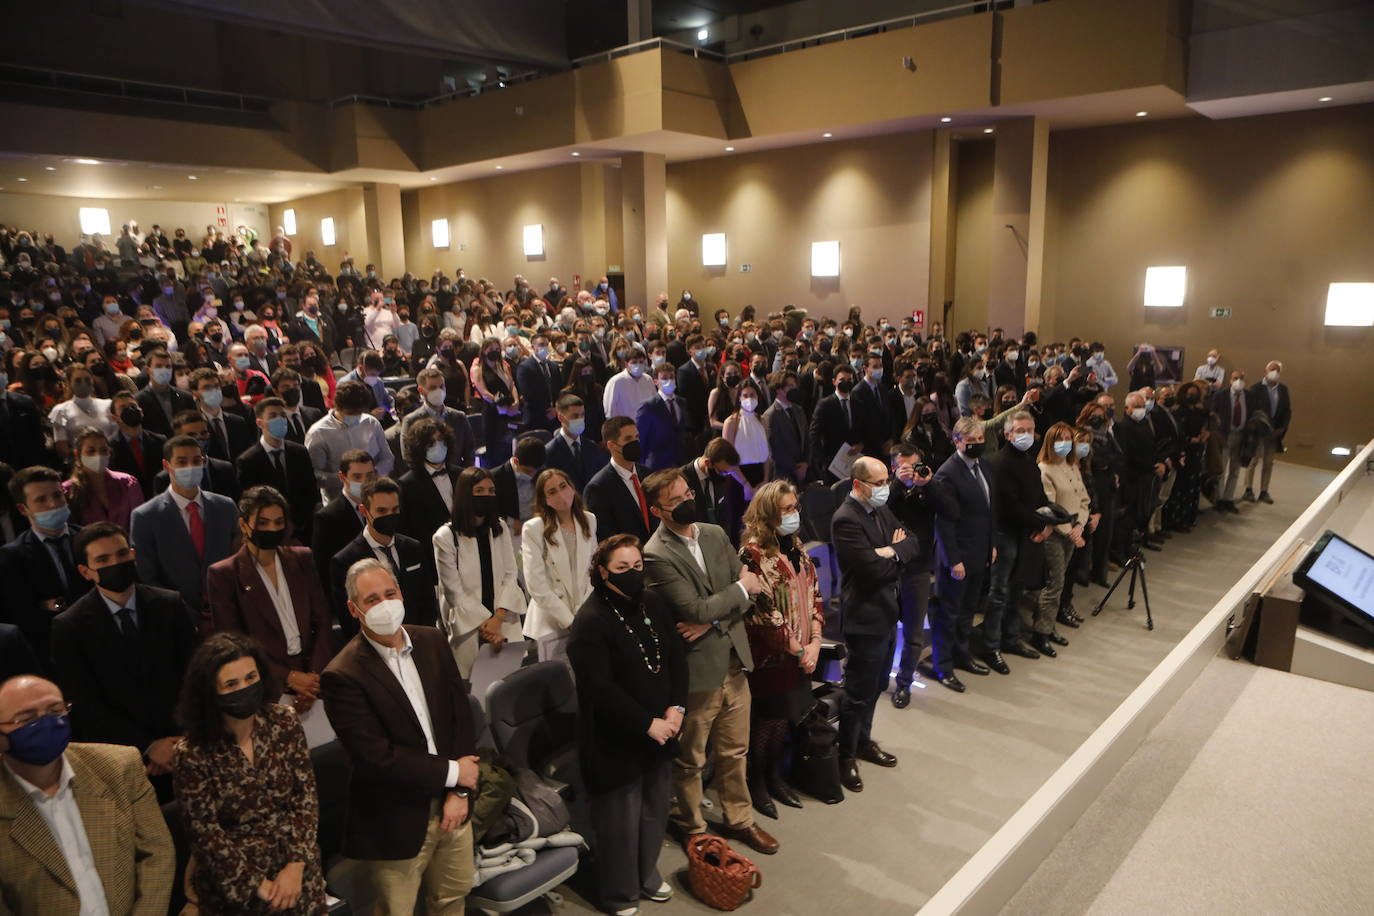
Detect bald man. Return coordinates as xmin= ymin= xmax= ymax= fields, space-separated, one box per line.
xmin=0 ymin=675 xmax=173 ymax=916
xmin=830 ymin=457 xmax=922 ymax=792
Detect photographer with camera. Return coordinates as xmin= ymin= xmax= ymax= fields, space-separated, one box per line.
xmin=888 ymin=444 xmax=938 ymax=709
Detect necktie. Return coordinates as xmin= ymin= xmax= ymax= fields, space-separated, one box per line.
xmin=356 ymin=504 xmax=367 ymax=526
xmin=842 ymin=398 xmax=852 ymax=431
xmin=45 ymin=536 xmax=73 ymax=590
xmin=1232 ymin=393 xmax=1242 ymax=427
xmin=630 ymin=473 xmax=650 ymax=532
xmin=186 ymin=501 xmax=206 ymax=558
xmin=116 ymin=607 xmax=138 ymax=641
xmin=668 ymin=397 xmax=679 ymax=424
xmin=129 ymin=435 xmax=144 ymax=472
xmin=971 ymin=462 xmax=990 ymax=506
xmin=290 ymin=413 xmax=305 ymax=440
xmin=212 ymin=417 xmax=228 ymax=456
xmin=544 ymin=362 xmax=555 ymax=399
xmin=571 ymin=438 xmax=581 ymax=466
xmin=271 ymin=450 xmax=286 ymax=484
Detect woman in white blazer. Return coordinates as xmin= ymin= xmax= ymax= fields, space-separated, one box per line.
xmin=433 ymin=466 xmax=528 ymax=679
xmin=521 ymin=469 xmax=598 ymax=664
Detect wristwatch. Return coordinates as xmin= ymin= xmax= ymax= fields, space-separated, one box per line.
xmin=674 ymin=705 xmax=687 ymax=714
xmin=452 ymin=785 xmax=475 ymax=800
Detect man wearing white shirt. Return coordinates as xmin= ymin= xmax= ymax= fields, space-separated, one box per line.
xmin=305 ymin=380 xmax=394 ymax=500
xmin=602 ymin=346 xmax=656 ymax=421
xmin=1083 ymin=342 xmax=1118 ymax=390
xmin=1194 ymin=348 xmax=1225 ymax=390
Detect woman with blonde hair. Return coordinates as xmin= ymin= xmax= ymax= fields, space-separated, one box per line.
xmin=1037 ymin=422 xmax=1094 ymax=640
xmin=738 ymin=479 xmax=824 ymax=819
xmin=521 ymin=468 xmax=597 ymax=664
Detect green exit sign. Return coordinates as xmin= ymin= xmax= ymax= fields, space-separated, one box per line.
xmin=1211 ymin=307 xmax=1233 ymax=319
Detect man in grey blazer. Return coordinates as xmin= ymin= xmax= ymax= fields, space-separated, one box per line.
xmin=641 ymin=468 xmax=777 ymax=856
xmin=129 ymin=434 xmax=239 ymax=626
xmin=762 ymin=371 xmax=810 ymax=484
xmin=398 ymin=367 xmax=476 ymax=472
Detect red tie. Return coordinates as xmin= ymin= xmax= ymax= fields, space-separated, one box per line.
xmin=129 ymin=436 xmax=144 ymax=472
xmin=1232 ymin=393 xmax=1242 ymax=427
xmin=631 ymin=473 xmax=650 ymax=532
xmin=186 ymin=501 xmax=205 ymax=559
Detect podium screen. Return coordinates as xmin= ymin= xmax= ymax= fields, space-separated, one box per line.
xmin=1296 ymin=532 xmax=1374 ymax=621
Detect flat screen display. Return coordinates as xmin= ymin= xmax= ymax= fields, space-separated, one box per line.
xmin=1295 ymin=531 xmax=1374 ymax=622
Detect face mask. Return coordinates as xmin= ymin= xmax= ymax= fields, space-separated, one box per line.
xmin=1232 ymin=379 xmax=1245 ymax=392
xmin=104 ymin=302 xmax=121 ymax=316
xmin=1012 ymin=432 xmax=1035 ymax=452
xmin=777 ymin=511 xmax=801 ymax=536
xmin=1027 ymin=360 xmax=1039 ymax=369
xmin=836 ymin=378 xmax=854 ymax=395
xmin=265 ymin=416 xmax=290 ymax=440
xmin=81 ymin=454 xmax=109 ymax=474
xmin=963 ymin=441 xmax=986 ymax=460
xmin=472 ymin=493 xmax=497 ymax=518
xmin=1144 ymin=399 xmax=1155 ymax=412
xmin=33 ymin=505 xmax=72 ymax=530
xmin=534 ymin=346 xmax=550 ymax=361
xmin=974 ymin=368 xmax=988 ymax=380
xmin=217 ymin=681 xmax=265 ymax=720
xmin=1130 ymin=407 xmax=1147 ymax=421
xmin=1075 ymin=442 xmax=1091 ymax=458
xmin=627 ymin=363 xmax=645 ymax=379
xmin=278 ymin=386 xmax=301 ymax=408
xmin=233 ymin=300 xmax=245 ymax=311
xmin=867 ymin=369 xmax=883 ymax=384
xmin=201 ymin=388 xmax=224 ymax=409
xmin=567 ymin=417 xmax=586 ymax=436
xmin=864 ymin=483 xmax=890 ymax=507
xmin=1006 ymin=351 xmax=1019 ymax=362
xmin=426 ymin=443 xmax=448 ymax=465
xmin=94 ymin=558 xmax=138 ymax=593
xmin=693 ymin=348 xmax=709 ymax=361
xmin=1052 ymin=440 xmax=1073 ymax=457
xmin=163 ymin=287 xmax=175 ymax=296
xmin=658 ymin=379 xmax=676 ymax=396
xmin=670 ymin=499 xmax=697 ymax=526
xmin=1266 ymin=371 xmax=1279 ymax=383
xmin=725 ymin=374 xmax=740 ymax=388
xmin=605 ymin=566 xmax=645 ymax=598
xmin=347 ymin=480 xmax=366 ymax=501
xmin=620 ymin=440 xmax=641 ymax=462
xmin=248 ymin=527 xmax=286 ymax=550
xmin=172 ymin=465 xmax=202 ymax=489
xmin=42 ymin=347 xmax=59 ymax=363
xmin=3 ymin=713 xmax=71 ymax=765
xmin=1206 ymin=356 xmax=1217 ymax=366
xmin=342 ymin=413 xmax=363 ymax=428
xmin=740 ymin=397 xmax=757 ymax=412
xmin=71 ymin=380 xmax=94 ymax=399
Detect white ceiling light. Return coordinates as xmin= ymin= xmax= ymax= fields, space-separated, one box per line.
xmin=822 ymin=132 xmax=833 ymax=138
xmin=429 ymin=176 xmax=438 ymax=181
xmin=571 ymin=151 xmax=580 ymax=157
xmin=321 ymin=217 xmax=336 ymax=246
xmin=283 ymin=209 xmax=296 ymax=235
xmin=1318 ymin=96 xmax=1333 ymax=102
xmin=79 ymin=208 xmax=111 ymax=235
xmin=940 ymin=116 xmax=952 ymax=123
xmin=1143 ymin=266 xmax=1186 ymax=307
xmin=983 ymin=127 xmax=994 ymax=134
xmin=724 ymin=146 xmax=735 ymax=151
xmin=1331 ymin=446 xmax=1352 ymax=456
xmin=702 ymin=233 xmax=727 ymax=267
xmin=44 ymin=167 xmax=56 ymax=171
xmin=698 ymin=28 xmax=709 ymax=42
xmin=495 ymin=165 xmax=504 ymax=169
xmin=432 ymin=218 xmax=450 ymax=249
xmin=1324 ymin=282 xmax=1374 ymax=327
xmin=187 ymin=175 xmax=198 ymax=180
xmin=1135 ymin=111 xmax=1148 ymax=117
xmin=16 ymin=177 xmax=27 ymax=182
xmin=75 ymin=158 xmax=100 ymax=165
xmin=523 ymin=223 xmax=544 ymax=257
xmin=811 ymin=240 xmax=840 ymax=278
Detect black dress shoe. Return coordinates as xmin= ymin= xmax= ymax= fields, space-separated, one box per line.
xmin=769 ymin=778 xmax=803 ymax=809
xmin=1003 ymin=642 xmax=1041 ymax=660
xmin=1031 ymin=634 xmax=1058 ymax=658
xmin=983 ymin=650 xmax=1010 ymax=675
xmin=753 ymin=795 xmax=778 ymax=820
xmin=1046 ymin=630 xmax=1069 ymax=647
xmin=935 ymin=672 xmax=966 ymax=692
xmin=1142 ymin=540 xmax=1163 ymax=551
xmin=1056 ymin=610 xmax=1081 ymax=629
xmin=1091 ymin=576 xmax=1111 ymax=587
xmin=840 ymin=757 xmax=863 ymax=792
xmin=956 ymin=659 xmax=991 ymax=676
xmin=858 ymin=741 xmax=898 ymax=767
xmin=1259 ymin=491 xmax=1273 ymax=504
xmin=891 ymin=684 xmax=911 ymax=709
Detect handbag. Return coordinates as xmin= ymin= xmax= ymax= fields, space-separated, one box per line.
xmin=686 ymin=834 xmax=761 ymax=911
xmin=789 ymin=702 xmax=844 ymax=804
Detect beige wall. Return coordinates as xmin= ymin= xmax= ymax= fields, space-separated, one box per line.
xmin=1041 ymin=102 xmax=1374 ymax=468
xmin=269 ymin=188 xmax=367 ymax=268
xmin=0 ymin=193 xmax=269 ymax=248
xmin=665 ymin=132 xmax=933 ymax=323
xmin=951 ymin=139 xmax=995 ymax=332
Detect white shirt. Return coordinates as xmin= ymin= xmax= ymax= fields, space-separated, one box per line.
xmin=602 ymin=369 xmax=657 ymax=420
xmin=304 ymin=411 xmax=393 ymax=498
xmin=4 ymin=757 xmax=112 ymax=916
xmin=669 ymin=524 xmax=749 ymax=600
xmin=255 ymin=559 xmax=302 ymax=656
xmin=48 ymin=397 xmax=116 ymax=445
xmin=168 ymin=485 xmax=206 ymax=535
xmin=426 ymin=464 xmax=454 ymax=513
xmin=363 ymin=526 xmax=402 ymax=573
xmin=362 ymin=629 xmax=458 ymax=787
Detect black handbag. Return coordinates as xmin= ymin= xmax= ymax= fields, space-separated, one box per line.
xmin=789 ymin=703 xmax=844 ymax=804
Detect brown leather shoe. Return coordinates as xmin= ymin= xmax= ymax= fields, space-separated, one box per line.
xmin=719 ymin=823 xmax=779 ymax=855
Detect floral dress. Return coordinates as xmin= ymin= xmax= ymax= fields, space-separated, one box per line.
xmin=172 ymin=703 xmax=328 ymax=915
xmin=739 ymin=535 xmax=826 ymax=723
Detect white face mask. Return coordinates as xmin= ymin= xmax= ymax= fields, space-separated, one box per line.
xmin=1206 ymin=356 xmax=1217 ymax=366
xmin=1231 ymin=379 xmax=1245 ymax=392
xmin=81 ymin=454 xmax=109 ymax=474
xmin=363 ymin=598 xmax=406 ymax=636
xmin=1266 ymin=370 xmax=1279 ymax=383
xmin=1130 ymin=407 xmax=1147 ymax=421
xmin=425 ymin=387 xmax=446 ymax=408
xmin=740 ymin=397 xmax=757 ymax=413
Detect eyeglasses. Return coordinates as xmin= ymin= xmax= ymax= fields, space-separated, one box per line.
xmin=1 ymin=702 xmax=73 ymax=729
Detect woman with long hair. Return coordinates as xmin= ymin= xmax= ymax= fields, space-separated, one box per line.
xmin=738 ymin=480 xmax=824 ymax=819
xmin=901 ymin=395 xmax=954 ymax=468
xmin=433 ymin=466 xmax=527 ymax=678
xmin=707 ymin=359 xmax=743 ymax=436
xmin=294 ymin=342 xmax=335 ymax=410
xmin=521 ymin=468 xmax=597 ymax=664
xmin=723 ymin=377 xmax=770 ymax=486
xmin=1037 ymin=422 xmax=1094 ymax=640
xmin=62 ymin=426 xmax=143 ymax=530
xmin=48 ymin=365 xmax=115 ymax=462
xmin=172 ymin=632 xmax=327 ymax=914
xmin=471 ymin=336 xmax=521 ymax=466
xmin=16 ymin=348 xmax=65 ymax=408
xmin=1163 ymin=380 xmax=1210 ymax=533
xmin=561 ymin=357 xmax=605 ymax=442
xmin=954 ymin=357 xmax=992 ymax=417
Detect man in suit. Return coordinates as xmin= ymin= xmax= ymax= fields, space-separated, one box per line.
xmin=321 ymin=559 xmax=480 ymax=914
xmin=310 ymin=449 xmax=375 ymax=593
xmin=108 ymin=392 xmax=165 ymax=500
xmin=236 ymin=397 xmax=320 ymax=542
xmin=190 ymin=367 xmax=254 ymax=463
xmin=0 ymin=623 xmax=40 ymax=680
xmin=488 ymin=436 xmax=544 ymax=536
xmin=888 ymin=445 xmax=939 ymax=709
xmin=134 ymin=348 xmax=195 ymax=437
xmin=641 ymin=468 xmax=774 ymax=855
xmin=151 ymin=412 xmax=242 ymax=502
xmin=1111 ymin=391 xmax=1164 ymax=561
xmin=398 ymin=368 xmax=475 ymax=472
xmin=397 ymin=417 xmax=458 ymax=546
xmin=831 ymin=457 xmax=922 ymax=791
xmin=543 ymin=394 xmax=609 ymax=490
xmin=1213 ymin=370 xmax=1256 ymax=513
xmin=852 ymin=354 xmax=891 ymax=456
xmin=285 ymin=293 xmax=337 ymax=355
xmin=675 ymin=335 xmax=715 ymax=442
xmin=1143 ymin=384 xmax=1183 ymax=542
xmin=929 ymin=418 xmax=998 ymax=693
xmin=241 ymin=324 xmax=278 ymax=378
xmin=0 ymin=382 xmax=46 ymax=471
xmin=636 ymin=364 xmax=694 ymax=471
xmin=681 ymin=438 xmax=748 ymax=548
xmin=269 ymin=368 xmax=326 ymax=445
xmin=584 ymin=416 xmax=657 ymax=545
xmin=1246 ymin=360 xmax=1291 ymax=504
xmin=330 ymin=476 xmax=439 ymax=634
xmin=763 ymin=371 xmax=810 ymax=485
xmin=0 ymin=467 xmax=89 ymax=673
xmin=129 ymin=435 xmax=239 ymax=623
xmin=51 ymin=522 xmax=196 ymax=794
xmin=810 ymin=363 xmax=870 ymax=483
xmin=516 ymin=333 xmax=563 ymax=431
xmin=0 ymin=674 xmax=175 ymax=916
xmin=883 ymin=362 xmax=920 ymax=445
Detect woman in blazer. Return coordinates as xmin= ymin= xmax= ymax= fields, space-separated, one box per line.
xmin=433 ymin=466 xmax=527 ymax=679
xmin=62 ymin=425 xmax=144 ymax=531
xmin=207 ymin=486 xmax=334 ymax=712
xmin=520 ymin=468 xmax=597 ymax=664
xmin=1038 ymin=422 xmax=1094 ymax=639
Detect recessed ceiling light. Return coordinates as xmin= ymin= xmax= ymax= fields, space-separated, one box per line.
xmin=187 ymin=175 xmax=197 ymax=180
xmin=1318 ymin=96 xmax=1333 ymax=102
xmin=17 ymin=177 xmax=27 ymax=182
xmin=151 ymin=184 xmax=163 ymax=190
xmin=822 ymin=132 xmax=833 ymax=138
xmin=429 ymin=176 xmax=438 ymax=181
xmin=75 ymin=158 xmax=100 ymax=165
xmin=1135 ymin=111 xmax=1148 ymax=117
xmin=495 ymin=165 xmax=504 ymax=169
xmin=983 ymin=127 xmax=994 ymax=134
xmin=234 ymin=198 xmax=240 ymax=202
xmin=571 ymin=151 xmax=580 ymax=157
xmin=940 ymin=116 xmax=952 ymax=123
xmin=44 ymin=166 xmax=56 ymax=171
xmin=697 ymin=28 xmax=708 ymax=41
xmin=724 ymin=146 xmax=735 ymax=151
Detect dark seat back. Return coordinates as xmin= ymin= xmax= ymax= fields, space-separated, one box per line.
xmin=485 ymin=661 xmax=577 ymax=771
xmin=310 ymin=740 xmax=354 ymax=868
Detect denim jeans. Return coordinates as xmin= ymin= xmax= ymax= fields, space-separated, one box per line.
xmin=982 ymin=530 xmax=1025 ymax=653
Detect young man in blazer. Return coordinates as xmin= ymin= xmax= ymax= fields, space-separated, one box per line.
xmin=584 ymin=416 xmax=656 ymax=545
xmin=191 ymin=367 xmax=254 ymax=463
xmin=236 ymin=397 xmax=320 ymax=542
xmin=515 ymin=333 xmax=563 ymax=431
xmin=134 ymin=347 xmax=195 ymax=437
xmin=108 ymin=391 xmax=166 ymax=500
xmin=488 ymin=436 xmax=544 ymax=535
xmin=321 ymin=559 xmax=480 ymax=915
xmin=330 ymin=477 xmax=439 ymax=634
xmin=635 ymin=364 xmax=695 ymax=471
xmin=675 ymin=335 xmax=716 ymax=442
xmin=152 ymin=412 xmax=242 ymax=503
xmin=809 ymin=363 xmax=871 ymax=483
xmin=762 ymin=371 xmax=810 ymax=485
xmin=641 ymin=468 xmax=775 ymax=856
xmin=270 ymin=368 xmax=326 ymax=445
xmin=1246 ymin=360 xmax=1292 ymax=504
xmin=398 ymin=368 xmax=475 ymax=472
xmin=543 ymin=394 xmax=609 ymax=490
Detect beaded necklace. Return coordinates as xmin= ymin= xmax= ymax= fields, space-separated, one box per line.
xmin=604 ymin=589 xmax=663 ymax=674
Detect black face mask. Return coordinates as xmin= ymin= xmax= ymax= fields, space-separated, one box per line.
xmin=605 ymin=567 xmax=644 ymax=599
xmin=620 ymin=440 xmax=642 ymax=462
xmin=248 ymin=528 xmax=286 ymax=550
xmin=836 ymin=378 xmax=854 ymax=395
xmin=281 ymin=387 xmax=302 ymax=407
xmin=94 ymin=558 xmax=138 ymax=593
xmin=472 ymin=494 xmax=498 ymax=518
xmin=1088 ymin=415 xmax=1106 ymax=429
xmin=669 ymin=499 xmax=697 ymax=526
xmin=216 ymin=680 xmax=264 ymax=720
xmin=372 ymin=513 xmax=402 ymax=537
xmin=963 ymin=441 xmax=987 ymax=459
xmin=120 ymin=405 xmax=144 ymax=427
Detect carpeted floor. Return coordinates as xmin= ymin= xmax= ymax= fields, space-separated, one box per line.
xmin=516 ymin=462 xmax=1335 ymax=916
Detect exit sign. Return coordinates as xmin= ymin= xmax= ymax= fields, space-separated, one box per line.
xmin=1211 ymin=307 xmax=1232 ymax=319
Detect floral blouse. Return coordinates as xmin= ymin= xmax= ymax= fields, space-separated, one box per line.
xmin=739 ymin=537 xmax=826 ymax=672
xmin=172 ymin=703 xmax=327 ymax=915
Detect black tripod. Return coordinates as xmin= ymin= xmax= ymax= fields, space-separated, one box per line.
xmin=1092 ymin=548 xmax=1154 ymax=630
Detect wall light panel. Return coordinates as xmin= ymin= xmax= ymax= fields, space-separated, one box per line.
xmin=811 ymin=240 xmax=840 ymax=278
xmin=1324 ymin=282 xmax=1374 ymax=327
xmin=702 ymin=233 xmax=727 ymax=267
xmin=432 ymin=218 xmax=450 ymax=249
xmin=523 ymin=224 xmax=544 ymax=257
xmin=320 ymin=217 xmax=336 ymax=246
xmin=1143 ymin=265 xmax=1186 ymax=307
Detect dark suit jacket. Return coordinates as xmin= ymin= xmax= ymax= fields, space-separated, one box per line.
xmin=322 ymin=625 xmax=476 ymax=860
xmin=330 ymin=531 xmax=440 ymax=634
xmin=544 ymin=433 xmax=609 ymax=490
xmin=311 ymin=495 xmax=365 ymax=594
xmin=1212 ymin=386 xmax=1259 ymax=438
xmin=635 ymin=394 xmax=693 ymax=471
xmin=809 ymin=394 xmax=869 ymax=480
xmin=109 ymin=430 xmax=166 ymax=499
xmin=762 ymin=400 xmax=810 ymax=482
xmin=0 ymin=526 xmax=90 ymax=670
xmin=130 ymin=490 xmax=239 ymax=621
xmin=236 ymin=440 xmax=320 ymax=541
xmin=681 ymin=458 xmax=745 ymax=547
xmin=0 ymin=390 xmax=47 ymax=470
xmin=1250 ymin=381 xmax=1292 ymax=433
xmin=286 ymin=313 xmax=337 ymax=356
xmin=50 ymin=584 xmax=197 ymax=749
xmin=134 ymin=384 xmax=195 ymax=437
xmin=282 ymin=405 xmax=325 ymax=445
xmin=398 ymin=467 xmax=457 ymax=546
xmin=207 ymin=546 xmax=334 ymax=682
xmin=584 ymin=461 xmax=657 ymax=545
xmin=831 ymin=494 xmax=922 ymax=635
xmin=515 ymin=356 xmax=562 ymax=430
xmin=675 ymin=360 xmax=714 ymax=436
xmin=931 ymin=453 xmax=997 ymax=572
xmin=0 ymin=622 xmax=40 ymax=680
xmin=850 ymin=379 xmax=888 ymax=456
xmin=202 ymin=410 xmax=255 ymax=463
xmin=153 ymin=457 xmax=242 ymax=503
xmin=488 ymin=460 xmax=523 ymax=522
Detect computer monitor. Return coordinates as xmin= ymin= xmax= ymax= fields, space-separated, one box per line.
xmin=1293 ymin=531 xmax=1374 ymax=636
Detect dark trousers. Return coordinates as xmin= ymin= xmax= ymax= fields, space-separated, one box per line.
xmin=932 ymin=562 xmax=986 ymax=674
xmin=839 ymin=629 xmax=896 ymax=758
xmin=1089 ymin=481 xmax=1118 ymax=581
xmin=982 ymin=531 xmax=1027 ymax=653
xmin=589 ymin=758 xmax=673 ymax=911
xmin=895 ymin=567 xmax=933 ymax=688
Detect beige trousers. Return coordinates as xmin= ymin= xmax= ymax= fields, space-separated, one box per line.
xmin=357 ymin=813 xmax=474 ymax=915
xmin=671 ymin=664 xmax=753 ymax=834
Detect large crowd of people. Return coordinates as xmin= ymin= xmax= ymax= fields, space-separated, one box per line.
xmin=0 ymin=219 xmax=1294 ymax=915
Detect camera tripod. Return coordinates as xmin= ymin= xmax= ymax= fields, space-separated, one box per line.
xmin=1092 ymin=547 xmax=1154 ymax=630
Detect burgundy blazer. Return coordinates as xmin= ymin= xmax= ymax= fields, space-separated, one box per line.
xmin=207 ymin=545 xmax=335 ymax=683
